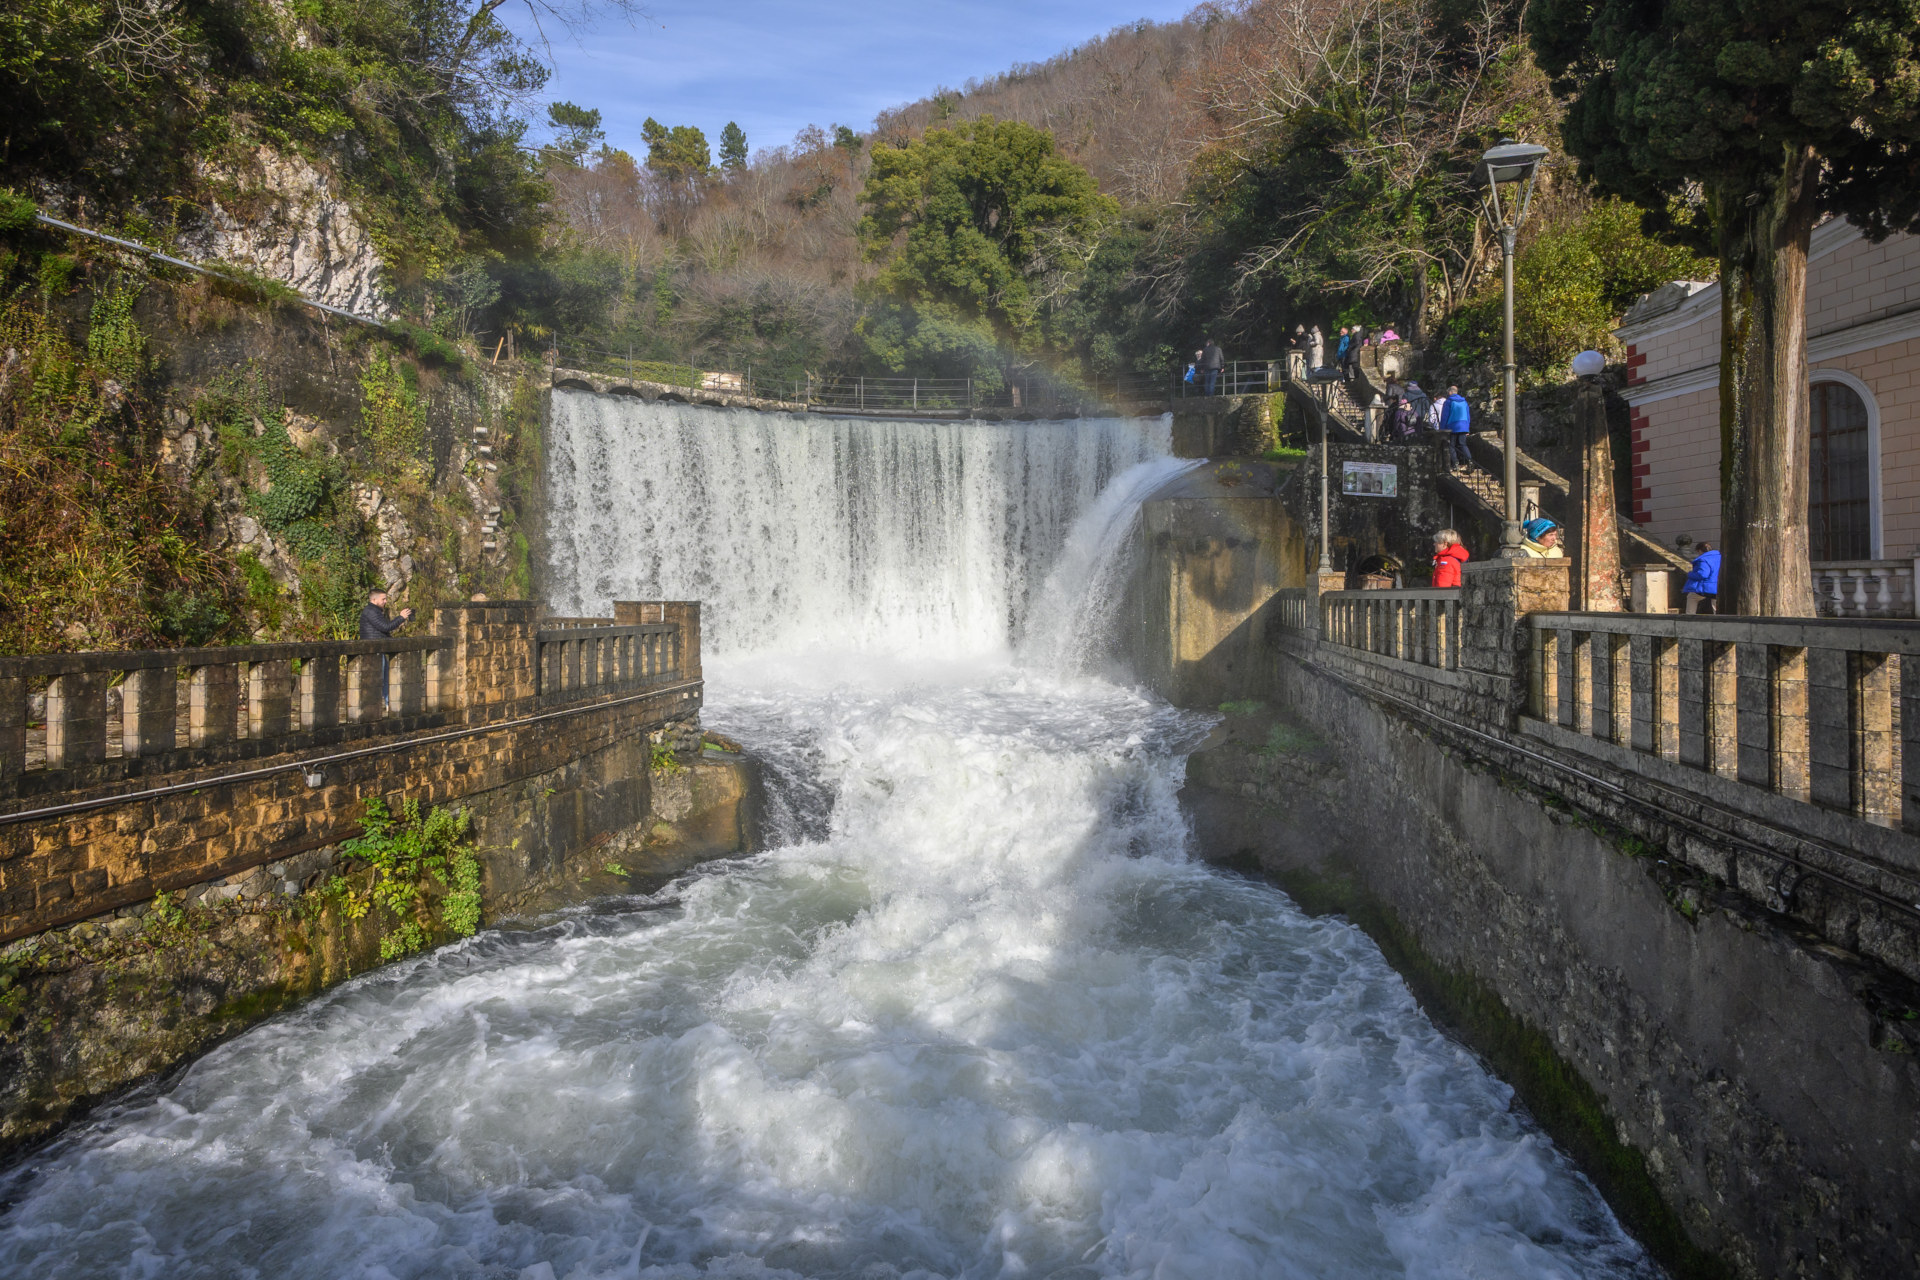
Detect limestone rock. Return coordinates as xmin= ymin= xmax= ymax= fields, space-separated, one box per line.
xmin=183 ymin=147 xmax=389 ymax=320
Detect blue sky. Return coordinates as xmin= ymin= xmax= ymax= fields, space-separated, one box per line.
xmin=506 ymin=0 xmax=1199 ymax=159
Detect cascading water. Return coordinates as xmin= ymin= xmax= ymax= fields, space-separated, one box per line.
xmin=0 ymin=395 xmax=1660 ymax=1279
xmin=543 ymin=394 xmax=1172 ymax=657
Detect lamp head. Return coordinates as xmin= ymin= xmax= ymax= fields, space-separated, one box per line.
xmin=1571 ymin=349 xmax=1606 ymax=379
xmin=1475 ymin=140 xmax=1549 ymax=187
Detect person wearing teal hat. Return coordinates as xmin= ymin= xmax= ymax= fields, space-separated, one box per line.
xmin=1521 ymin=517 xmax=1564 ymax=558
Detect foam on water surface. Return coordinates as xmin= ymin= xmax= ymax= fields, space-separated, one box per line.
xmin=0 ymin=402 xmax=1660 ymax=1278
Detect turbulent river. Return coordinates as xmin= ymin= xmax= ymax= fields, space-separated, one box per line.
xmin=0 ymin=396 xmax=1659 ymax=1278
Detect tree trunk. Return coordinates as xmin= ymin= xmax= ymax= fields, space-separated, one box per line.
xmin=1713 ymin=146 xmax=1820 ymax=616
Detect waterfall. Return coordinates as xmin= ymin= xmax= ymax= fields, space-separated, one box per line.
xmin=542 ymin=392 xmax=1171 ymax=659
xmin=0 ymin=393 xmax=1661 ymax=1280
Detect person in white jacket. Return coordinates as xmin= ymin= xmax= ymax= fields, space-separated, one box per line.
xmin=1309 ymin=325 xmax=1326 ymax=370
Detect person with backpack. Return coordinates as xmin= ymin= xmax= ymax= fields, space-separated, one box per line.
xmin=1335 ymin=327 xmax=1352 ymax=381
xmin=1439 ymin=384 xmax=1473 ymax=471
xmin=1430 ymin=529 xmax=1469 ymax=587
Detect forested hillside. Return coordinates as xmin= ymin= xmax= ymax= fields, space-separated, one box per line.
xmin=0 ymin=0 xmax=1712 ymax=651
xmin=547 ymin=0 xmax=1709 ymax=392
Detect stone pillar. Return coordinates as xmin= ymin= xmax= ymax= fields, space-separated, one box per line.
xmin=188 ymin=663 xmax=237 ymax=748
xmin=122 ymin=666 xmax=177 ymax=758
xmin=47 ymin=670 xmax=110 ymax=768
xmin=1460 ymin=559 xmax=1571 ymax=726
xmin=248 ymin=658 xmax=293 ymax=740
xmin=1307 ymin=569 xmax=1345 ymax=642
xmin=0 ymin=673 xmax=23 ymax=780
xmin=301 ymin=656 xmax=341 ymax=730
xmin=1572 ymin=378 xmax=1623 ymax=611
xmin=436 ymin=600 xmax=538 ymax=722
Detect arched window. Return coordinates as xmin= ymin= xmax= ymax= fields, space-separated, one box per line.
xmin=1809 ymin=380 xmax=1874 ymax=560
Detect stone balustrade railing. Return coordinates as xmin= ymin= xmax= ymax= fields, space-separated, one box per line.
xmin=536 ymin=623 xmax=682 ymax=701
xmin=1528 ymin=613 xmax=1919 ymax=830
xmin=0 ymin=600 xmax=702 ymax=798
xmin=1321 ymin=588 xmax=1463 ymax=672
xmin=0 ymin=636 xmax=453 ymax=781
xmin=1276 ymin=587 xmax=1316 ymax=635
xmin=1812 ymin=559 xmax=1919 ymax=618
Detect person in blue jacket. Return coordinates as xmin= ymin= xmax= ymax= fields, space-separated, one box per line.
xmin=1683 ymin=542 xmax=1720 ymax=614
xmin=1439 ymin=385 xmax=1473 ymax=471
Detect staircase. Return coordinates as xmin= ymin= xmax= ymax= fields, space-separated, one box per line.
xmin=1288 ymin=377 xmax=1688 ymax=570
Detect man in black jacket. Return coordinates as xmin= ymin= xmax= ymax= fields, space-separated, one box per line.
xmin=359 ymin=589 xmax=412 ymax=639
xmin=359 ymin=589 xmax=413 ymax=708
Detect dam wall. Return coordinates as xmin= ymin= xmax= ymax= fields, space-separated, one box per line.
xmin=1182 ymin=564 xmax=1920 ymax=1277
xmin=1123 ymin=460 xmax=1307 ymax=705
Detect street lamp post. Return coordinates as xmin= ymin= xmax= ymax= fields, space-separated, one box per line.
xmin=1319 ymin=406 xmax=1333 ymax=573
xmin=1473 ymin=140 xmax=1550 ymax=558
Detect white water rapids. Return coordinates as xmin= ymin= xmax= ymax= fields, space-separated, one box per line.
xmin=0 ymin=395 xmax=1659 ymax=1278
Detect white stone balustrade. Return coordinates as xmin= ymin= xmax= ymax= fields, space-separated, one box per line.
xmin=1813 ymin=560 xmax=1920 ymax=618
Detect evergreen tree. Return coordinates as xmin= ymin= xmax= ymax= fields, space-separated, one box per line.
xmin=719 ymin=121 xmax=748 ymax=174
xmin=859 ymin=117 xmax=1115 ymax=350
xmin=1533 ymin=0 xmax=1920 ymax=615
xmin=547 ymin=102 xmax=604 ymax=166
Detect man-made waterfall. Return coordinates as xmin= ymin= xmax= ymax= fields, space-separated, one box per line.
xmin=0 ymin=397 xmax=1658 ymax=1278
xmin=543 ymin=393 xmax=1171 ymax=657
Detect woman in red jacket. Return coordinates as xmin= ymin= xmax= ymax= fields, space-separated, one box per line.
xmin=1431 ymin=528 xmax=1469 ymax=587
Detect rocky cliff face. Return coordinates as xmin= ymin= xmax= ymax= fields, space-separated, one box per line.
xmin=182 ymin=147 xmax=389 ymax=319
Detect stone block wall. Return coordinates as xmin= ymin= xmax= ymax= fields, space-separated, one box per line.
xmin=1199 ymin=662 xmax=1920 ymax=1279
xmin=0 ymin=602 xmax=703 ymax=943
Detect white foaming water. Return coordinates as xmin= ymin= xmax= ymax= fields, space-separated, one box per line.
xmin=542 ymin=391 xmax=1171 ymax=657
xmin=1017 ymin=455 xmax=1202 ymax=674
xmin=0 ymin=404 xmax=1659 ymax=1278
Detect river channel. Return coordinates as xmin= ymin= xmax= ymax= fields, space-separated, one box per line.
xmin=0 ymin=401 xmax=1659 ymax=1278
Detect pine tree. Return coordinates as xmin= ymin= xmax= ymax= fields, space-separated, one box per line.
xmin=719 ymin=121 xmax=748 ymax=174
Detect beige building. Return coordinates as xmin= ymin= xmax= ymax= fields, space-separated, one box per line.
xmin=1618 ymin=221 xmax=1920 ymax=613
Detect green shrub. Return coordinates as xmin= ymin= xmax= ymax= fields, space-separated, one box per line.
xmin=340 ymin=797 xmax=483 ymax=960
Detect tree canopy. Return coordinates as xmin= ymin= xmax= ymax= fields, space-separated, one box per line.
xmin=1534 ymin=0 xmax=1920 ymax=613
xmin=858 ymin=116 xmax=1115 ymax=349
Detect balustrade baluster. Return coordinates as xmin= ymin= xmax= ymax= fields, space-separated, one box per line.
xmin=123 ymin=667 xmax=177 ymax=758
xmin=1874 ymin=569 xmax=1894 ymax=617
xmin=1609 ymin=633 xmax=1633 ymax=746
xmin=189 ymin=664 xmax=238 ymax=746
xmin=0 ymin=673 xmax=24 ymax=780
xmin=1770 ymin=646 xmax=1811 ymax=802
xmin=301 ymin=654 xmax=341 ymax=729
xmin=1850 ymin=651 xmax=1900 ymax=826
xmin=1706 ymin=642 xmax=1739 ymax=778
xmin=390 ymin=651 xmax=424 ymax=716
xmin=1531 ymin=627 xmax=1560 ymax=722
xmin=1678 ymin=638 xmax=1708 ymax=768
xmin=47 ymin=670 xmax=110 ymax=768
xmin=344 ymin=654 xmax=385 ymax=724
xmin=248 ymin=659 xmax=293 ymax=740
xmin=1571 ymin=631 xmax=1595 ymax=735
xmin=1849 ymin=569 xmax=1869 ymax=617
xmin=1734 ymin=643 xmax=1771 ymax=786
